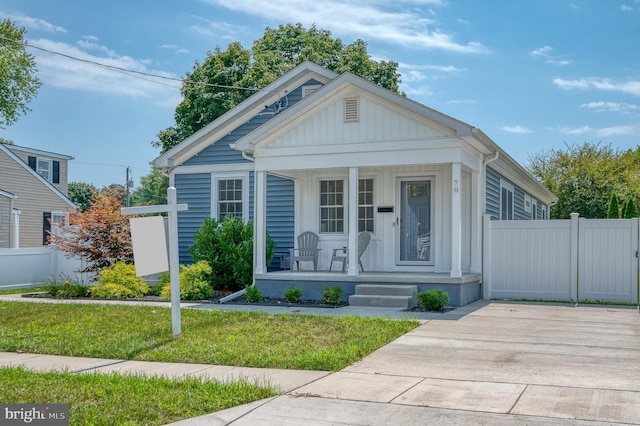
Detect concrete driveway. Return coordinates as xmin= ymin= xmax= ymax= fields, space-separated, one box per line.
xmin=183 ymin=301 xmax=640 ymax=425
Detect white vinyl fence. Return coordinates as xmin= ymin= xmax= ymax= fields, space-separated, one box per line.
xmin=0 ymin=246 xmax=89 ymax=287
xmin=483 ymin=214 xmax=639 ymax=304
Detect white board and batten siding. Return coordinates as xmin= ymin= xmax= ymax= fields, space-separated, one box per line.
xmin=483 ymin=214 xmax=639 ymax=304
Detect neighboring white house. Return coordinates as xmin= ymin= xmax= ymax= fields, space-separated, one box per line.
xmin=153 ymin=62 xmax=556 ymax=306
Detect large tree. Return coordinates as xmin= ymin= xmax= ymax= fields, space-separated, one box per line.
xmin=527 ymin=142 xmax=640 ymax=219
xmin=0 ymin=19 xmax=41 ymax=128
xmin=153 ymin=23 xmax=401 ymax=153
xmin=131 ymin=167 xmax=169 ymax=206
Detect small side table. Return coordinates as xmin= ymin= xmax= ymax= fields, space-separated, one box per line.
xmin=330 ymin=247 xmax=348 ymax=272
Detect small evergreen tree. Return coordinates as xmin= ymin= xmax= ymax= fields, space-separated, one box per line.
xmin=622 ymin=198 xmax=639 ymax=218
xmin=620 ymin=198 xmax=628 ymax=219
xmin=607 ymin=192 xmax=620 ymax=219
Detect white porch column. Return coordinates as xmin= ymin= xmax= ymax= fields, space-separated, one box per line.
xmin=12 ymin=209 xmax=20 ymax=248
xmin=254 ymin=170 xmax=267 ymax=275
xmin=470 ymin=169 xmax=482 ymax=273
xmin=451 ymin=163 xmax=462 ymax=278
xmin=348 ymin=167 xmax=359 ymax=276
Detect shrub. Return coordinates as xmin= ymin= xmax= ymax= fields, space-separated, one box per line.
xmin=283 ymin=287 xmax=303 ymax=304
xmin=160 ymin=261 xmax=214 ymax=301
xmin=189 ymin=217 xmax=276 ymax=292
xmin=417 ymin=289 xmax=449 ymax=311
xmin=90 ymin=262 xmax=148 ymax=299
xmin=43 ymin=277 xmax=90 ymax=298
xmin=244 ymin=285 xmax=264 ymax=303
xmin=321 ymin=286 xmax=343 ymax=305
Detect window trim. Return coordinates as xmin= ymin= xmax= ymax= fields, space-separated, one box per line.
xmin=319 ymin=179 xmax=345 ymax=234
xmin=211 ymin=173 xmax=249 ymax=221
xmin=358 ymin=177 xmax=375 ymax=233
xmin=37 ymin=158 xmax=52 ymax=182
xmin=500 ymin=180 xmax=514 ymax=221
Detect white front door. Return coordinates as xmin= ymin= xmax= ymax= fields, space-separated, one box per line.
xmin=397 ymin=179 xmax=433 ymax=265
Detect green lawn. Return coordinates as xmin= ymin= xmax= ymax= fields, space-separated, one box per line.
xmin=0 ymin=302 xmax=418 ymax=371
xmin=0 ymin=367 xmax=276 ymax=426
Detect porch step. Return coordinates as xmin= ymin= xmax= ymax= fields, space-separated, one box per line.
xmin=349 ymin=285 xmax=418 ymax=308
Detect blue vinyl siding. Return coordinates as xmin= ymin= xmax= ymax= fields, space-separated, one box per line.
xmin=175 ymin=173 xmax=211 ymax=263
xmin=173 ymin=79 xmax=319 ymax=265
xmin=266 ymin=174 xmax=294 ymax=267
xmin=486 ymin=166 xmax=547 ymax=221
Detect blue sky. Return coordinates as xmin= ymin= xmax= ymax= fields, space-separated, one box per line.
xmin=1 ymin=1 xmax=639 ymax=188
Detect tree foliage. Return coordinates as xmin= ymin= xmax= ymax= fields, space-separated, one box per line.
xmin=131 ymin=167 xmax=169 ymax=206
xmin=527 ymin=142 xmax=640 ymax=219
xmin=153 ymin=23 xmax=401 ymax=153
xmin=607 ymin=192 xmax=620 ymax=219
xmin=0 ymin=19 xmax=41 ymax=128
xmin=50 ymin=187 xmax=135 ymax=273
xmin=68 ymin=182 xmax=98 ymax=212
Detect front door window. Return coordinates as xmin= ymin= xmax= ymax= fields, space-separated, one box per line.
xmin=398 ymin=180 xmax=432 ymax=264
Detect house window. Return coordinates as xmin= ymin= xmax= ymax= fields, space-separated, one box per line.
xmin=531 ymin=199 xmax=538 ymax=220
xmin=358 ymin=179 xmax=374 ymax=232
xmin=37 ymin=159 xmax=52 ymax=181
xmin=500 ymin=181 xmax=514 ymax=220
xmin=28 ymin=156 xmax=60 ymax=184
xmin=524 ymin=194 xmax=532 ymax=214
xmin=542 ymin=205 xmax=548 ymax=220
xmin=217 ymin=179 xmax=243 ymax=220
xmin=43 ymin=211 xmax=66 ymax=245
xmin=320 ymin=180 xmax=344 ymax=233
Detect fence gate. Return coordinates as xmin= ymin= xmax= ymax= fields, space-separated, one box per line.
xmin=577 ymin=218 xmax=638 ymax=304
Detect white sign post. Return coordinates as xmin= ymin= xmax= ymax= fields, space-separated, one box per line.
xmin=122 ymin=187 xmax=187 ymax=338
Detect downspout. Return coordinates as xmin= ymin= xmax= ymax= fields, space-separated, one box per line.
xmin=241 ymin=150 xmax=255 ymax=162
xmin=479 ymin=151 xmax=499 ymax=293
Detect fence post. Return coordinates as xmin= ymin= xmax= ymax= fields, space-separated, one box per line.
xmin=482 ymin=214 xmax=492 ymax=300
xmin=570 ymin=213 xmax=579 ymax=302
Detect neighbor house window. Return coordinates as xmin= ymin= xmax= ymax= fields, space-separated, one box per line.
xmin=358 ymin=178 xmax=374 ymax=232
xmin=28 ymin=156 xmax=60 ymax=184
xmin=217 ymin=178 xmax=243 ymax=220
xmin=500 ymin=181 xmax=514 ymax=220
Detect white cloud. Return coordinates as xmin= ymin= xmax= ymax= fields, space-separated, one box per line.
xmin=30 ymin=38 xmax=181 ymax=107
xmin=500 ymin=125 xmax=532 ymax=134
xmin=596 ymin=125 xmax=635 ymax=137
xmin=581 ymin=101 xmax=639 ymax=113
xmin=620 ymin=4 xmax=633 ymax=12
xmin=0 ymin=10 xmax=67 ymax=33
xmin=529 ymin=45 xmax=571 ymax=66
xmin=447 ymin=99 xmax=477 ymax=105
xmin=554 ymin=78 xmax=640 ymax=96
xmin=559 ymin=126 xmax=593 ymax=134
xmin=160 ymin=44 xmax=190 ymax=54
xmin=201 ymin=0 xmax=488 ymax=53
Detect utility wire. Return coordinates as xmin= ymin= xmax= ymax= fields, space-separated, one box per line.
xmin=0 ymin=34 xmax=274 ymax=94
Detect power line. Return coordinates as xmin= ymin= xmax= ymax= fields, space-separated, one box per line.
xmin=0 ymin=34 xmax=273 ymax=94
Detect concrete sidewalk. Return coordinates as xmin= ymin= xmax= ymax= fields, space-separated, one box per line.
xmin=1 ymin=296 xmax=639 ymax=425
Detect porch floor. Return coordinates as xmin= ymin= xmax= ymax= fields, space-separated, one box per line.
xmin=257 ymin=271 xmax=481 ymax=285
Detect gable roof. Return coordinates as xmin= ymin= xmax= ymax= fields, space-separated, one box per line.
xmin=0 ymin=144 xmax=76 ymax=209
xmin=153 ymin=61 xmax=338 ymax=169
xmin=7 ymin=144 xmax=74 ymax=161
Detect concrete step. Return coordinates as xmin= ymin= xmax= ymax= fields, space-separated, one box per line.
xmin=354 ymin=284 xmax=417 ymax=297
xmin=349 ymin=294 xmax=417 ymax=308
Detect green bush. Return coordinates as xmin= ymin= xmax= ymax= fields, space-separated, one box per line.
xmin=283 ymin=287 xmax=303 ymax=304
xmin=417 ymin=289 xmax=449 ymax=311
xmin=43 ymin=277 xmax=90 ymax=298
xmin=189 ymin=217 xmax=276 ymax=292
xmin=321 ymin=286 xmax=343 ymax=305
xmin=90 ymin=262 xmax=148 ymax=299
xmin=244 ymin=285 xmax=264 ymax=303
xmin=160 ymin=261 xmax=214 ymax=301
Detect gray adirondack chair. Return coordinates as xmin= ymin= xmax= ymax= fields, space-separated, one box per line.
xmin=290 ymin=231 xmax=321 ymax=271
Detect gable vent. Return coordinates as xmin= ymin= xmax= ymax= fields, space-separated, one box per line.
xmin=344 ymin=97 xmax=359 ymax=122
xmin=302 ymin=85 xmax=321 ymax=98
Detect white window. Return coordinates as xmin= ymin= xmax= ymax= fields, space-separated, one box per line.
xmin=531 ymin=199 xmax=538 ymax=220
xmin=37 ymin=158 xmax=52 ymax=181
xmin=212 ymin=174 xmax=248 ymax=221
xmin=500 ymin=181 xmax=514 ymax=220
xmin=524 ymin=194 xmax=532 ymax=214
xmin=320 ymin=180 xmax=344 ymax=233
xmin=358 ymin=178 xmax=374 ymax=232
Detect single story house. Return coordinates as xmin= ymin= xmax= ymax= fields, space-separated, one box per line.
xmin=153 ymin=62 xmax=556 ymax=306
